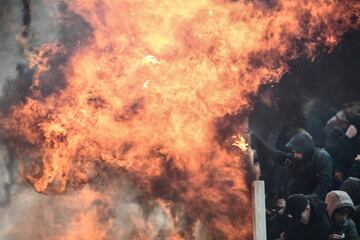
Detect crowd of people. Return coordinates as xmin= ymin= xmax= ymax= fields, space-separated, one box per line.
xmin=249 ymin=85 xmax=360 ymax=240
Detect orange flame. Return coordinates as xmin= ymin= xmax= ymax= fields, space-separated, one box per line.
xmin=1 ymin=0 xmax=359 ymax=239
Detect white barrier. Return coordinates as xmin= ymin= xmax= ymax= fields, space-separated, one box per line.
xmin=252 ymin=180 xmax=267 ymax=240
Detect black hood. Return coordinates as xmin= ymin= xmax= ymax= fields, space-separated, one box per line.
xmin=309 ymin=196 xmax=328 ymax=222
xmin=288 ymin=196 xmax=327 ymax=225
xmin=286 ymin=131 xmax=315 ymax=157
xmin=340 ymin=177 xmax=360 ymax=206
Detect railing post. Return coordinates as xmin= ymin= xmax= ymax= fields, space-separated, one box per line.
xmin=252 ymin=180 xmax=267 ymax=240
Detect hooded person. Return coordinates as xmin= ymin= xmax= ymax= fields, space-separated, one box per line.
xmin=341 ymin=177 xmax=360 ymax=234
xmin=341 ymin=178 xmax=360 ymax=206
xmin=283 ymin=194 xmax=331 ymax=240
xmin=251 ymin=130 xmax=333 ymax=199
xmin=268 ymin=195 xmax=288 ymax=240
xmin=325 ymin=191 xmax=359 ymax=240
xmin=325 ymin=109 xmax=353 ymax=134
xmin=325 ymin=105 xmax=360 ymax=183
xmin=325 ymin=104 xmax=360 ymax=134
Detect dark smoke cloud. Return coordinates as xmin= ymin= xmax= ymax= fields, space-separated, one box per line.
xmin=21 ymin=0 xmax=31 ymax=38
xmin=283 ymin=30 xmax=360 ymax=106
xmin=250 ymin=29 xmax=360 ymax=147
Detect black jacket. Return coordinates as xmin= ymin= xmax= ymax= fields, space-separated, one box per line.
xmin=330 ymin=220 xmax=359 ymax=240
xmin=341 ymin=177 xmax=360 ymax=206
xmin=252 ymin=132 xmax=333 ymax=199
xmin=354 ymin=207 xmax=360 ymax=237
xmin=325 ymin=126 xmax=360 ymax=176
xmin=341 ymin=178 xmax=360 ymax=235
xmin=350 ymin=162 xmax=360 ymax=180
xmin=284 ymin=196 xmax=331 ymax=240
xmin=268 ymin=212 xmax=288 ymax=240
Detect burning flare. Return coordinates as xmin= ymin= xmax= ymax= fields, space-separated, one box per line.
xmin=1 ymin=0 xmax=359 ymax=239
xmin=232 ymin=134 xmax=249 ymax=152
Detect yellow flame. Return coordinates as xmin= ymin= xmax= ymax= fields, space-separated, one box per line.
xmin=232 ymin=134 xmax=249 ymax=152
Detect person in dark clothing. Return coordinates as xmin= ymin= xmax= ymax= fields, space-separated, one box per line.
xmin=325 ymin=108 xmax=354 ymax=134
xmin=325 ymin=190 xmax=359 ymax=240
xmin=325 ymin=103 xmax=360 ymax=134
xmin=341 ymin=177 xmax=360 ymax=205
xmin=303 ymin=99 xmax=337 ymax=147
xmin=283 ymin=194 xmax=331 ymax=240
xmin=325 ymin=105 xmax=360 ymax=184
xmin=341 ymin=177 xmax=360 ymax=235
xmin=251 ymin=130 xmax=333 ymax=199
xmin=325 ymin=125 xmax=360 ymax=182
xmin=268 ymin=195 xmax=288 ymax=240
xmin=349 ymin=155 xmax=360 ymax=179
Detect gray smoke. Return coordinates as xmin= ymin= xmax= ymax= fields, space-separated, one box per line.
xmin=0 ymin=145 xmax=11 ymax=205
xmin=0 ymin=175 xmax=177 ymax=239
xmin=0 ymin=0 xmax=59 ymax=88
xmin=0 ymin=1 xmax=25 ymax=90
xmin=0 ymin=0 xmax=59 ymax=207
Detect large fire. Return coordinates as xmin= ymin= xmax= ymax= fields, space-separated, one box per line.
xmin=1 ymin=0 xmax=359 ymax=239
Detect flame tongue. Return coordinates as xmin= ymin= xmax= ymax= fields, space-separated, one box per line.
xmin=2 ymin=0 xmax=359 ymax=239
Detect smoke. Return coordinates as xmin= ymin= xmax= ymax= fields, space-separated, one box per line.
xmin=0 ymin=176 xmax=178 ymax=240
xmin=0 ymin=145 xmax=12 ymax=205
xmin=0 ymin=1 xmax=26 ymax=90
xmin=0 ymin=0 xmax=59 ymax=85
xmin=0 ymin=134 xmax=179 ymax=239
xmin=0 ymin=1 xmax=92 ymax=110
xmin=0 ymin=1 xmax=52 ymax=109
xmin=284 ymin=30 xmax=360 ymax=106
xmin=253 ymin=29 xmax=360 ymax=148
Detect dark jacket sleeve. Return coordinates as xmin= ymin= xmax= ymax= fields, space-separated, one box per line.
xmin=284 ymin=223 xmax=304 ymax=240
xmin=325 ymin=127 xmax=348 ymax=154
xmin=325 ymin=127 xmax=354 ymax=172
xmin=346 ymin=220 xmax=359 ymax=240
xmin=314 ymin=150 xmax=333 ymax=199
xmin=251 ymin=133 xmax=289 ymax=165
xmin=350 ymin=161 xmax=360 ymax=180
